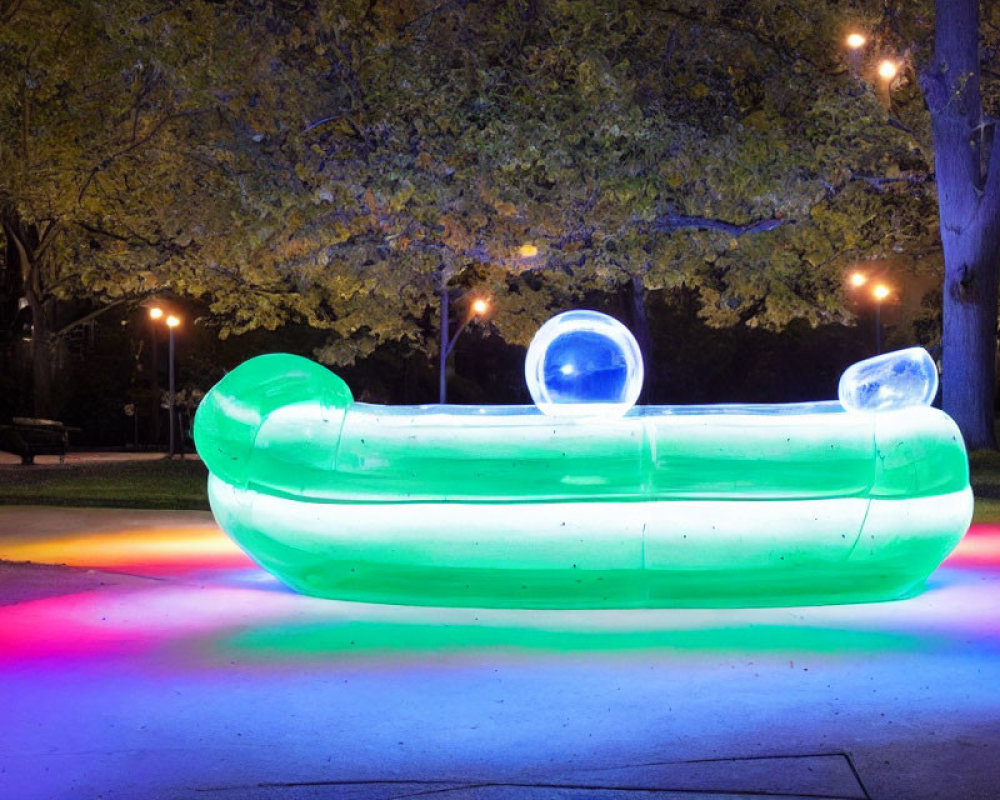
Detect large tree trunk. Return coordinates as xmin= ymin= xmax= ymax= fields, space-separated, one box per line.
xmin=923 ymin=0 xmax=1000 ymax=449
xmin=940 ymin=228 xmax=1000 ymax=449
xmin=26 ymin=290 xmax=56 ymax=419
xmin=2 ymin=207 xmax=59 ymax=420
xmin=627 ymin=274 xmax=655 ymax=402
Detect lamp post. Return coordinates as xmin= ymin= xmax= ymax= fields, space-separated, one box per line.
xmin=147 ymin=308 xmax=162 ymax=447
xmin=845 ymin=32 xmax=865 ymax=74
xmin=843 ymin=31 xmax=900 ymax=105
xmin=166 ymin=315 xmax=180 ymax=456
xmin=872 ymin=283 xmax=890 ymax=354
xmin=847 ymin=272 xmax=893 ymax=354
xmin=876 ymin=59 xmax=898 ymax=107
xmin=439 ymin=290 xmax=489 ymax=404
xmin=149 ymin=307 xmax=181 ymax=456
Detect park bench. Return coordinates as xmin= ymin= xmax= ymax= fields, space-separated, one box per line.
xmin=0 ymin=417 xmax=76 ymax=465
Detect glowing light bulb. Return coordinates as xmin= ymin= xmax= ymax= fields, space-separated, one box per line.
xmin=149 ymin=307 xmax=164 ymax=320
xmin=166 ymin=315 xmax=180 ymax=328
xmin=846 ymin=33 xmax=866 ymax=49
xmin=471 ymin=299 xmax=488 ymax=315
xmin=873 ymin=284 xmax=890 ymax=301
xmin=849 ymin=272 xmax=868 ymax=288
xmin=878 ymin=60 xmax=898 ymax=80
xmin=519 ymin=243 xmax=539 ymax=258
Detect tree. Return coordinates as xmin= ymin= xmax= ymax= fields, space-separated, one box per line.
xmin=234 ymin=1 xmax=941 ymax=374
xmin=7 ymin=0 xmax=997 ymax=440
xmin=272 ymin=0 xmax=997 ymax=443
xmin=0 ymin=0 xmax=303 ymax=416
xmin=918 ymin=0 xmax=1000 ymax=449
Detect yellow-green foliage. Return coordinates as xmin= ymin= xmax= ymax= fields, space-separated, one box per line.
xmin=0 ymin=0 xmax=973 ymax=367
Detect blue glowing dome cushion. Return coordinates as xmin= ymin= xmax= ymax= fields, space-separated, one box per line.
xmin=525 ymin=310 xmax=644 ymax=417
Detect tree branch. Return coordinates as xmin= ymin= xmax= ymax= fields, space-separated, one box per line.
xmin=77 ymin=220 xmax=172 ymax=251
xmin=819 ymin=170 xmax=934 ymax=203
xmin=34 ymin=219 xmax=61 ymax=263
xmin=1 ymin=216 xmax=33 ymax=287
xmin=651 ymin=213 xmax=789 ymax=235
xmin=304 ymin=111 xmax=353 ymax=133
xmin=396 ymin=0 xmax=466 ymax=35
xmin=76 ymin=110 xmax=205 ymax=203
xmin=886 ymin=117 xmax=916 ymax=137
xmin=0 ymin=0 xmax=24 ymax=26
xmin=850 ymin=171 xmax=934 ymax=188
xmin=51 ymin=298 xmax=132 ymax=340
xmin=20 ymin=67 xmax=30 ymax=175
xmin=657 ymin=4 xmax=840 ymax=75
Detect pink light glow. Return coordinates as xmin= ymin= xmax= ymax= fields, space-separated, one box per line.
xmin=0 ymin=519 xmax=996 ymax=670
xmin=943 ymin=523 xmax=1000 ymax=569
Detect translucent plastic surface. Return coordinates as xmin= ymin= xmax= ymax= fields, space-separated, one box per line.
xmin=524 ymin=310 xmax=643 ymax=417
xmin=839 ymin=347 xmax=938 ymax=412
xmin=208 ymin=478 xmax=973 ymax=608
xmin=194 ymin=349 xmax=972 ymax=608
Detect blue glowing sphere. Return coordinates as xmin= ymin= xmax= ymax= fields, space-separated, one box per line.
xmin=525 ymin=310 xmax=644 ymax=417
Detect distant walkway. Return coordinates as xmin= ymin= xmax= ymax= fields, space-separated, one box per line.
xmin=0 ymin=451 xmax=199 ymax=468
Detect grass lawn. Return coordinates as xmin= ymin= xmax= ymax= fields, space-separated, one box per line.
xmin=0 ymin=458 xmax=210 ymax=510
xmin=970 ymin=448 xmax=1000 ymax=524
xmin=1 ymin=450 xmax=1000 ymax=521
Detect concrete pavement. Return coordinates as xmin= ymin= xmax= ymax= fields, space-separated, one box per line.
xmin=0 ymin=505 xmax=997 ymax=799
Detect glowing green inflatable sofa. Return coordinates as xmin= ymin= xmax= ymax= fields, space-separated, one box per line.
xmin=194 ymin=312 xmax=971 ymax=609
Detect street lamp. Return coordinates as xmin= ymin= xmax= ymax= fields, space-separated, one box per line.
xmin=166 ymin=315 xmax=180 ymax=456
xmin=439 ymin=291 xmax=489 ymax=404
xmin=877 ymin=60 xmax=898 ymax=81
xmin=149 ymin=307 xmax=181 ymax=456
xmin=847 ymin=273 xmax=892 ymax=354
xmin=845 ymin=32 xmax=865 ymax=74
xmin=875 ymin=59 xmax=898 ymax=107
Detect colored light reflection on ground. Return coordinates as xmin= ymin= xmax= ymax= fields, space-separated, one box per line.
xmin=0 ymin=525 xmax=254 ymax=576
xmin=941 ymin=523 xmax=1000 ymax=568
xmin=0 ymin=509 xmax=997 ymax=667
xmin=1 ymin=507 xmax=999 ymax=800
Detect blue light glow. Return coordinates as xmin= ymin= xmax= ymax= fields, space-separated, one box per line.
xmin=524 ymin=310 xmax=643 ymax=417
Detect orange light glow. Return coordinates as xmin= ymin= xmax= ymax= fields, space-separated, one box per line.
xmin=0 ymin=527 xmax=251 ymax=576
xmin=873 ymin=284 xmax=890 ymax=301
xmin=846 ymin=33 xmax=866 ymax=49
xmin=878 ymin=60 xmax=898 ymax=80
xmin=471 ymin=299 xmax=489 ymax=315
xmin=149 ymin=307 xmax=164 ymax=320
xmin=518 ymin=243 xmax=539 ymax=258
xmin=849 ymin=272 xmax=868 ymax=288
xmin=166 ymin=314 xmax=180 ymax=328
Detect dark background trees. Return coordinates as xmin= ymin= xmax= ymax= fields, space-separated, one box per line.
xmin=1 ymin=1 xmax=997 ymax=447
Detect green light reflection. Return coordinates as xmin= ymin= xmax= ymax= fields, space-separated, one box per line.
xmin=216 ymin=621 xmax=929 ymax=662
